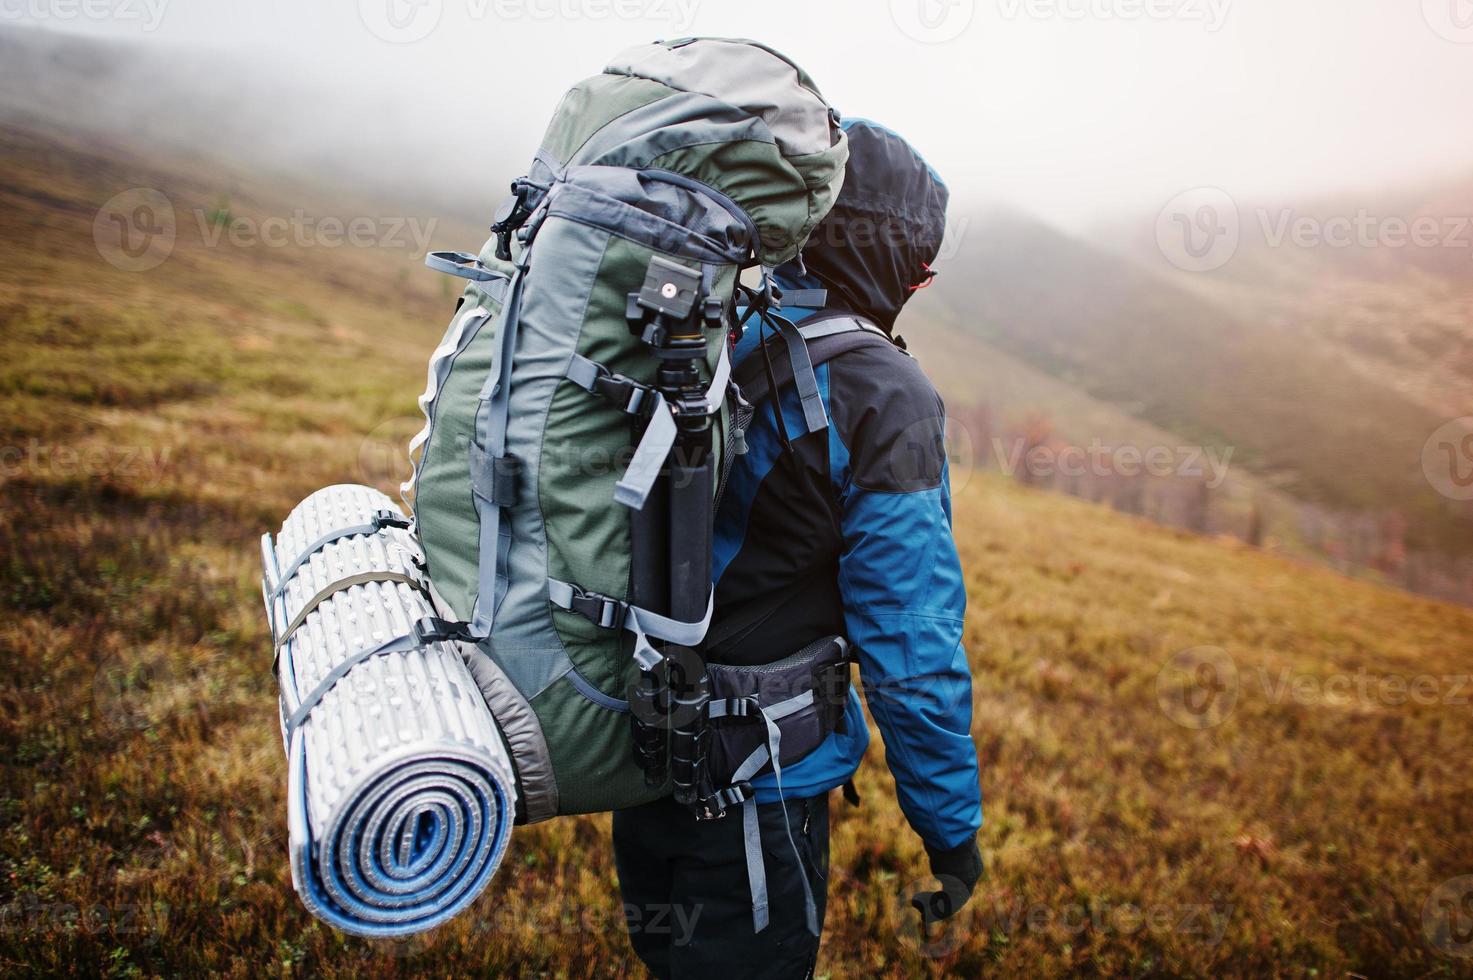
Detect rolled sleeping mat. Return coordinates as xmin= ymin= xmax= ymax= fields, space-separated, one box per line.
xmin=261 ymin=484 xmax=516 ymax=937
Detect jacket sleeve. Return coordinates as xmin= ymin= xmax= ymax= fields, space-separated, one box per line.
xmin=829 ymin=350 xmax=983 ymax=851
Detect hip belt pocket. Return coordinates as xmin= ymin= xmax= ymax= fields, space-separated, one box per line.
xmin=705 ymin=635 xmax=852 ymax=789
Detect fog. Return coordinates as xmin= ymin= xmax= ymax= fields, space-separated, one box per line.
xmin=11 ymin=0 xmax=1473 ymax=231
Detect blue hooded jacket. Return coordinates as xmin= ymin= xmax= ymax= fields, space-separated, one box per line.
xmin=710 ymin=119 xmax=982 ymax=852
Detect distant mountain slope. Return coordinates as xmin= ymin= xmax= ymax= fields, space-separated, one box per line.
xmin=925 ymin=207 xmax=1473 ymax=556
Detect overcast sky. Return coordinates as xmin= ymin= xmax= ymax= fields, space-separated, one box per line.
xmin=14 ymin=0 xmax=1473 ymax=231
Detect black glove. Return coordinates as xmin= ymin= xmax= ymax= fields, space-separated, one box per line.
xmin=910 ymin=837 xmax=983 ymax=926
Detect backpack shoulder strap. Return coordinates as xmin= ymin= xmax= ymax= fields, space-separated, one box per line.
xmin=733 ymin=313 xmax=901 ymax=405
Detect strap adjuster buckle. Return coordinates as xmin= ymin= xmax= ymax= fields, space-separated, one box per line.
xmin=565 ymin=585 xmax=624 ymax=630
xmin=592 ymin=370 xmax=651 ymax=416
xmin=412 ymin=616 xmax=473 ymax=645
xmin=372 ymin=509 xmax=412 ymax=531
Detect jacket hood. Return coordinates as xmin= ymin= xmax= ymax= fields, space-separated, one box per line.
xmin=775 ymin=117 xmax=949 ymax=333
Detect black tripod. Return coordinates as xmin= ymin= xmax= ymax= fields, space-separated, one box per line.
xmin=625 ymin=256 xmax=724 ymax=818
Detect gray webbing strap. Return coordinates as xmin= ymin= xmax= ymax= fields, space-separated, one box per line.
xmin=613 ymin=342 xmax=732 ymax=511
xmin=776 ymin=288 xmax=828 ymax=309
xmin=268 ymin=519 xmax=390 ymax=603
xmin=546 ymin=578 xmax=714 ymax=671
xmin=796 ymin=314 xmax=887 ymax=343
xmin=283 ymin=629 xmax=428 ymax=737
xmin=469 ymin=245 xmax=534 ymax=638
xmin=273 ymin=570 xmax=429 ymax=650
xmin=729 ymin=689 xmax=820 ymax=935
xmin=709 ymin=696 xmax=759 ymax=719
xmin=705 ymin=340 xmax=732 ymax=414
xmin=613 ymin=391 xmax=675 ymax=510
xmin=565 ymin=354 xmax=652 ymax=415
xmin=771 ymin=314 xmax=828 ymax=434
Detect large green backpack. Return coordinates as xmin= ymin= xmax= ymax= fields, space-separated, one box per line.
xmin=406 ymin=38 xmax=847 ymax=821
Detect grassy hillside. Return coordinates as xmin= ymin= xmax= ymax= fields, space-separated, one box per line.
xmin=3 ymin=120 xmax=1473 ymax=978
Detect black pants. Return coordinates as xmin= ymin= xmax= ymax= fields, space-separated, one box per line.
xmin=611 ymin=793 xmax=831 ymax=980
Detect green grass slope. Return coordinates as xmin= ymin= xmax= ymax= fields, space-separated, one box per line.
xmin=2 ymin=123 xmax=1473 ymax=978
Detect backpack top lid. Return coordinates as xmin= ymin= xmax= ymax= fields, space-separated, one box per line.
xmin=537 ymin=37 xmax=849 ymax=267
xmin=781 ymin=117 xmax=949 ymax=332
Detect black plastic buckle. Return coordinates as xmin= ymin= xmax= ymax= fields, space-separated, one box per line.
xmin=592 ymin=370 xmax=652 ymax=416
xmin=413 ymin=616 xmax=473 ymax=645
xmin=704 ymin=782 xmax=752 ymax=819
xmin=491 ymin=179 xmax=534 ymax=262
xmin=371 ymin=509 xmax=412 ymax=531
xmin=565 ymin=585 xmax=624 ymax=630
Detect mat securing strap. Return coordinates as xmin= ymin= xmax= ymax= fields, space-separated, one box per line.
xmin=267 ymin=509 xmax=411 ymax=602
xmin=272 ymin=569 xmax=430 ymax=659
xmin=283 ymin=617 xmax=471 ymax=737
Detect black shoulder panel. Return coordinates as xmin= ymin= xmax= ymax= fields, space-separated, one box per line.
xmin=827 ymin=342 xmax=947 ymax=493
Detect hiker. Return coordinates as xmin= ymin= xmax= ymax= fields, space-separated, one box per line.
xmin=612 ymin=118 xmax=984 ymax=978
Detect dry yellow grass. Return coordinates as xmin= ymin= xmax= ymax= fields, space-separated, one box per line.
xmin=3 ymin=121 xmax=1472 ymax=977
